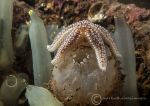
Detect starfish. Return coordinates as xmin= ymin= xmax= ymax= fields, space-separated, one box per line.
xmin=47 ymin=20 xmax=121 ymax=71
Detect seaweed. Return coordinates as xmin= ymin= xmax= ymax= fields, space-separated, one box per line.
xmin=28 ymin=10 xmax=52 ymax=86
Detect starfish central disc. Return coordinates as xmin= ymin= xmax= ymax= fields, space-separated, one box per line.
xmin=47 ymin=20 xmax=121 ymax=71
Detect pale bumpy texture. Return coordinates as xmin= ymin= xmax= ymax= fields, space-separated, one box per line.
xmin=47 ymin=20 xmax=121 ymax=71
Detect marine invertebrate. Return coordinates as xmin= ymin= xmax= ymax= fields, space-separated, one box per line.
xmin=14 ymin=24 xmax=28 ymax=50
xmin=114 ymin=16 xmax=139 ymax=106
xmin=46 ymin=24 xmax=62 ymax=44
xmin=28 ymin=10 xmax=52 ymax=86
xmin=126 ymin=4 xmax=150 ymax=23
xmin=48 ymin=20 xmax=124 ymax=105
xmin=88 ymin=1 xmax=108 ymax=22
xmin=0 ymin=0 xmax=14 ymax=69
xmin=25 ymin=85 xmax=63 ymax=106
xmin=47 ymin=20 xmax=121 ymax=71
xmin=0 ymin=75 xmax=28 ymax=106
xmin=0 ymin=100 xmax=4 ymax=106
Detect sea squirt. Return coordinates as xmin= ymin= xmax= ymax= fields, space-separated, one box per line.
xmin=25 ymin=85 xmax=63 ymax=106
xmin=0 ymin=0 xmax=14 ymax=69
xmin=114 ymin=16 xmax=139 ymax=106
xmin=28 ymin=10 xmax=52 ymax=86
xmin=0 ymin=74 xmax=28 ymax=106
xmin=48 ymin=20 xmax=124 ymax=105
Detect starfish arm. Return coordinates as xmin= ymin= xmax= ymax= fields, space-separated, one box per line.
xmin=86 ymin=30 xmax=107 ymax=71
xmin=94 ymin=24 xmax=122 ymax=59
xmin=47 ymin=20 xmax=89 ymax=52
xmin=47 ymin=26 xmax=76 ymax=52
xmin=47 ymin=20 xmax=86 ymax=52
xmin=51 ymin=29 xmax=79 ymax=65
xmin=47 ymin=20 xmax=90 ymax=52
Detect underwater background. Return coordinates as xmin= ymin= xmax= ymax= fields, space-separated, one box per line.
xmin=0 ymin=0 xmax=150 ymax=106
